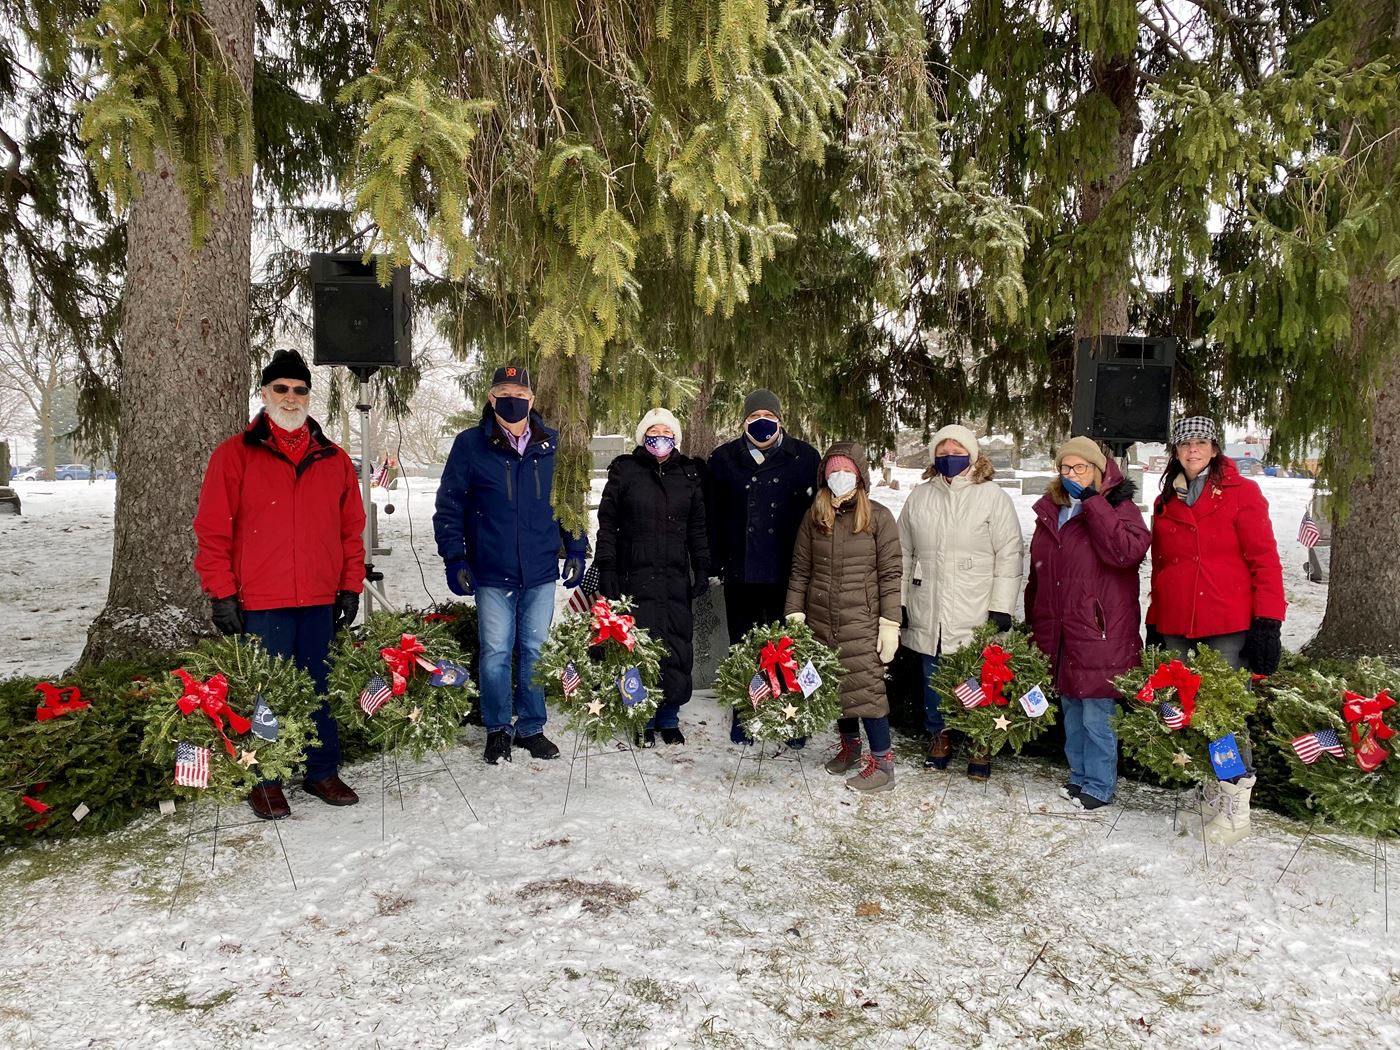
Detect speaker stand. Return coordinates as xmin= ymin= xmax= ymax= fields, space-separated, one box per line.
xmin=352 ymin=367 xmax=393 ymax=617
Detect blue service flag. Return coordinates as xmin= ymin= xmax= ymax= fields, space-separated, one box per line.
xmin=429 ymin=659 xmax=470 ymax=687
xmin=618 ymin=666 xmax=648 ymax=707
xmin=1208 ymin=733 xmax=1249 ymax=780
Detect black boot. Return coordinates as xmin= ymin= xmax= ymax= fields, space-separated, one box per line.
xmin=659 ymin=726 xmax=685 ymax=746
xmin=484 ymin=729 xmax=512 ymax=765
xmin=514 ymin=732 xmax=561 ymax=760
xmin=637 ymin=726 xmax=657 ymax=749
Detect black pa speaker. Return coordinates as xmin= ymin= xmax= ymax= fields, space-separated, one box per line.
xmin=310 ymin=253 xmax=412 ymax=371
xmin=1070 ymin=336 xmax=1176 ymax=448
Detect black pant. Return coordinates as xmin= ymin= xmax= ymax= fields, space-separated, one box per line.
xmin=723 ymin=581 xmax=790 ymax=645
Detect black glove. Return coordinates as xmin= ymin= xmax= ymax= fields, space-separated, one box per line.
xmin=1243 ymin=616 xmax=1283 ymax=676
xmin=211 ymin=596 xmax=243 ymax=636
xmin=1078 ymin=484 xmax=1099 ymax=499
xmin=690 ymin=575 xmax=710 ymax=601
xmin=562 ymin=555 xmax=586 ymax=589
xmin=597 ymin=568 xmax=621 ymax=600
xmin=445 ymin=558 xmax=475 ymax=597
xmin=1145 ymin=623 xmax=1165 ymax=649
xmin=901 ymin=605 xmax=909 ymax=628
xmin=987 ymin=611 xmax=1013 ymax=632
xmin=333 ymin=590 xmax=359 ymax=631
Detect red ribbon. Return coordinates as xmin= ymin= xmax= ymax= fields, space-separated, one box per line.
xmin=759 ymin=637 xmax=801 ymax=696
xmin=380 ymin=634 xmax=429 ymax=695
xmin=172 ymin=669 xmax=251 ymax=758
xmin=589 ymin=599 xmax=637 ymax=652
xmin=34 ymin=683 xmax=90 ymax=722
xmin=979 ymin=645 xmax=1014 ymax=706
xmin=1135 ymin=660 xmax=1201 ymax=727
xmin=1343 ymin=691 xmax=1395 ymax=771
xmin=20 ymin=794 xmax=49 ymax=815
xmin=423 ymin=612 xmax=458 ymax=623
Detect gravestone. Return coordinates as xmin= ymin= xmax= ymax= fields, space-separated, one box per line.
xmin=692 ymin=585 xmax=731 ymax=689
xmin=0 ymin=441 xmax=18 ymax=515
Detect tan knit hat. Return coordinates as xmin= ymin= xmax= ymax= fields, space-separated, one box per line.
xmin=1055 ymin=436 xmax=1107 ymax=473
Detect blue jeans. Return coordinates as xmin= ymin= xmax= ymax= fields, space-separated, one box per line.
xmin=477 ymin=583 xmax=554 ymax=737
xmin=838 ymin=715 xmax=891 ymax=754
xmin=243 ymin=606 xmax=340 ymax=782
xmin=649 ymin=703 xmax=681 ymax=731
xmin=920 ymin=652 xmax=944 ymax=734
xmin=1063 ymin=698 xmax=1118 ymax=803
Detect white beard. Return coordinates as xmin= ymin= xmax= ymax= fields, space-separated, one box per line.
xmin=266 ymin=403 xmax=308 ymax=430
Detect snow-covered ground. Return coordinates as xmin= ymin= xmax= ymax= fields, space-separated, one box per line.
xmin=1 ymin=469 xmax=1390 ymax=1050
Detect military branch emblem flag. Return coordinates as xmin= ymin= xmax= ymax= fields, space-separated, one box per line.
xmin=1208 ymin=733 xmax=1249 ymax=780
xmin=1018 ymin=685 xmax=1049 ymax=717
xmin=358 ymin=675 xmax=393 ymax=716
xmin=174 ymin=741 xmax=210 ymax=788
xmin=1290 ymin=728 xmax=1344 ymax=764
xmin=429 ymin=660 xmax=470 ymax=687
xmin=796 ymin=660 xmax=822 ymax=698
xmin=618 ymin=666 xmax=647 ymax=707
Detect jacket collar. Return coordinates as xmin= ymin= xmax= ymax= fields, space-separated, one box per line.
xmin=479 ymin=405 xmax=552 ymax=453
xmin=243 ymin=409 xmax=331 ymax=449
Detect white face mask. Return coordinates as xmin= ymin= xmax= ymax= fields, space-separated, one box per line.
xmin=827 ymin=471 xmax=858 ymax=498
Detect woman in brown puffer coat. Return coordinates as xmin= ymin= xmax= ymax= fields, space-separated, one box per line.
xmin=784 ymin=442 xmax=904 ymax=792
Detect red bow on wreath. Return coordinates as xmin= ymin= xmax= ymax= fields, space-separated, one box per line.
xmin=423 ymin=612 xmax=457 ymax=623
xmin=1342 ymin=690 xmax=1396 ymax=773
xmin=381 ymin=634 xmax=430 ymax=695
xmin=980 ymin=645 xmax=1015 ymax=706
xmin=590 ymin=599 xmax=637 ymax=652
xmin=172 ymin=669 xmax=251 ymax=757
xmin=33 ymin=683 xmax=90 ymax=722
xmin=1135 ymin=660 xmax=1201 ymax=726
xmin=759 ymin=637 xmax=800 ymax=696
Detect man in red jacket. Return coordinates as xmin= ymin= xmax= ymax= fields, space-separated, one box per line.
xmin=193 ymin=349 xmax=366 ymax=819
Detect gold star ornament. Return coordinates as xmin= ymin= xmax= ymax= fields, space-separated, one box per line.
xmin=782 ymin=704 xmax=798 ymax=720
xmin=407 ymin=707 xmax=422 ymax=724
xmin=993 ymin=714 xmax=1011 ymax=731
xmin=237 ymin=749 xmax=259 ymax=768
xmin=1171 ymin=751 xmax=1191 ymax=768
xmin=587 ymin=699 xmax=605 ymax=716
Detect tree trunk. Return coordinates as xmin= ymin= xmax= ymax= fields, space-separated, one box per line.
xmin=81 ymin=0 xmax=254 ymax=664
xmin=38 ymin=377 xmax=54 ymax=479
xmin=1308 ymin=0 xmax=1400 ymax=659
xmin=684 ymin=355 xmax=719 ymax=459
xmin=1072 ymin=56 xmax=1140 ymax=353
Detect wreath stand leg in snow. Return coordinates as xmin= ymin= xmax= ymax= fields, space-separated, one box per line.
xmin=327 ymin=611 xmax=478 ymax=840
xmin=535 ymin=596 xmax=667 ymax=815
xmin=713 ymin=621 xmax=845 ymax=804
xmin=168 ymin=785 xmax=301 ymax=917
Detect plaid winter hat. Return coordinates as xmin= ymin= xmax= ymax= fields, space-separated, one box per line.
xmin=1171 ymin=415 xmax=1219 ymax=445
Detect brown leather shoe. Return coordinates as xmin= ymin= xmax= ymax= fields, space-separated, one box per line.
xmin=303 ymin=774 xmax=359 ymax=806
xmin=249 ymin=784 xmax=291 ymax=820
xmin=923 ymin=731 xmax=953 ymax=769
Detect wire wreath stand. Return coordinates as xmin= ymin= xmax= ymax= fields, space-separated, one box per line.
xmin=562 ymin=729 xmax=654 ymax=815
xmin=727 ymin=735 xmax=816 ymax=804
xmin=1276 ymin=818 xmax=1391 ymax=931
xmin=378 ymin=745 xmax=480 ymax=841
xmin=168 ymin=792 xmax=297 ymax=916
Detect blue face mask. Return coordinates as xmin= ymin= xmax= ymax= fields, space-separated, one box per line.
xmin=644 ymin=434 xmax=675 ymax=458
xmin=934 ymin=454 xmax=971 ymax=479
xmin=1062 ymin=477 xmax=1088 ymax=499
xmin=494 ymin=395 xmax=530 ymax=424
xmin=746 ymin=418 xmax=780 ymax=444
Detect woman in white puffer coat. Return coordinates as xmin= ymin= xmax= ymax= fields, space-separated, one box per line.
xmin=898 ymin=425 xmax=1024 ymax=779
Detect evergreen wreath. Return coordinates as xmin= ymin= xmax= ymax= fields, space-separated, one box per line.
xmin=422 ymin=601 xmax=480 ymax=674
xmin=534 ymin=595 xmax=665 ymax=744
xmin=713 ymin=620 xmax=844 ymax=742
xmin=140 ymin=637 xmax=322 ymax=806
xmin=0 ymin=659 xmax=174 ymax=843
xmin=1263 ymin=657 xmax=1400 ymax=837
xmin=933 ymin=622 xmax=1057 ymax=755
xmin=328 ymin=610 xmax=477 ymax=761
xmin=1112 ymin=644 xmax=1257 ymax=785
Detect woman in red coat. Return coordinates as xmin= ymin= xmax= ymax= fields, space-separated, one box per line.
xmin=1145 ymin=416 xmax=1286 ymax=674
xmin=1025 ymin=438 xmax=1151 ymax=810
xmin=1145 ymin=415 xmax=1286 ymax=843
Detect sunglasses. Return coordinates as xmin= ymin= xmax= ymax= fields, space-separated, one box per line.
xmin=270 ymin=383 xmax=310 ymax=396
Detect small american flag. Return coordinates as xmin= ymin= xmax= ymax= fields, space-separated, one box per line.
xmin=562 ymin=661 xmax=582 ymax=698
xmin=1291 ymin=727 xmax=1344 ymax=764
xmin=1298 ymin=512 xmax=1321 ymax=549
xmin=174 ymin=741 xmax=210 ymax=788
xmin=1160 ymin=702 xmax=1187 ymax=730
xmin=358 ymin=675 xmax=393 ymax=716
xmin=955 ymin=678 xmax=987 ymax=709
xmin=566 ymin=563 xmax=601 ymax=615
xmin=748 ymin=672 xmax=771 ymax=708
xmin=373 ymin=458 xmax=392 ymax=488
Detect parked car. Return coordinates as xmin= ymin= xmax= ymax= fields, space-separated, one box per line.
xmin=55 ymin=463 xmax=92 ymax=480
xmin=13 ymin=465 xmax=42 ymax=481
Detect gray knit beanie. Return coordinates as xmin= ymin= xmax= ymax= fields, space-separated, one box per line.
xmin=743 ymin=388 xmax=782 ymax=419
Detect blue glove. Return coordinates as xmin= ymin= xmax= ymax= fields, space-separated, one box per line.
xmin=446 ymin=559 xmax=475 ymax=597
xmin=562 ymin=555 xmax=586 ymax=589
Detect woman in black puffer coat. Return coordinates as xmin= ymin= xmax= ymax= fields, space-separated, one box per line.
xmin=594 ymin=408 xmax=711 ymax=746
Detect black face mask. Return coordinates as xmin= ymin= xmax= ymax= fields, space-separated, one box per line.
xmin=746 ymin=418 xmax=780 ymax=444
xmin=494 ymin=396 xmax=530 ymax=424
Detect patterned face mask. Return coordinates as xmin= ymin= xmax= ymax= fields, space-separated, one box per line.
xmin=644 ymin=434 xmax=675 ymax=458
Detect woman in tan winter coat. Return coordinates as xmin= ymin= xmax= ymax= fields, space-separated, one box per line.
xmin=785 ymin=442 xmax=903 ymax=792
xmin=897 ymin=424 xmax=1023 ymax=779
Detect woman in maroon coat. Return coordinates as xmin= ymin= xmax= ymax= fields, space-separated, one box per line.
xmin=1025 ymin=438 xmax=1151 ymax=810
xmin=1145 ymin=416 xmax=1286 ymax=674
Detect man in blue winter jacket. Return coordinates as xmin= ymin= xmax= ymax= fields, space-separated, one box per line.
xmin=433 ymin=364 xmax=588 ymax=764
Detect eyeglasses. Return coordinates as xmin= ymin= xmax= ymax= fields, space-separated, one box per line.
xmin=1059 ymin=463 xmax=1094 ymax=477
xmin=271 ymin=383 xmax=310 ymax=396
